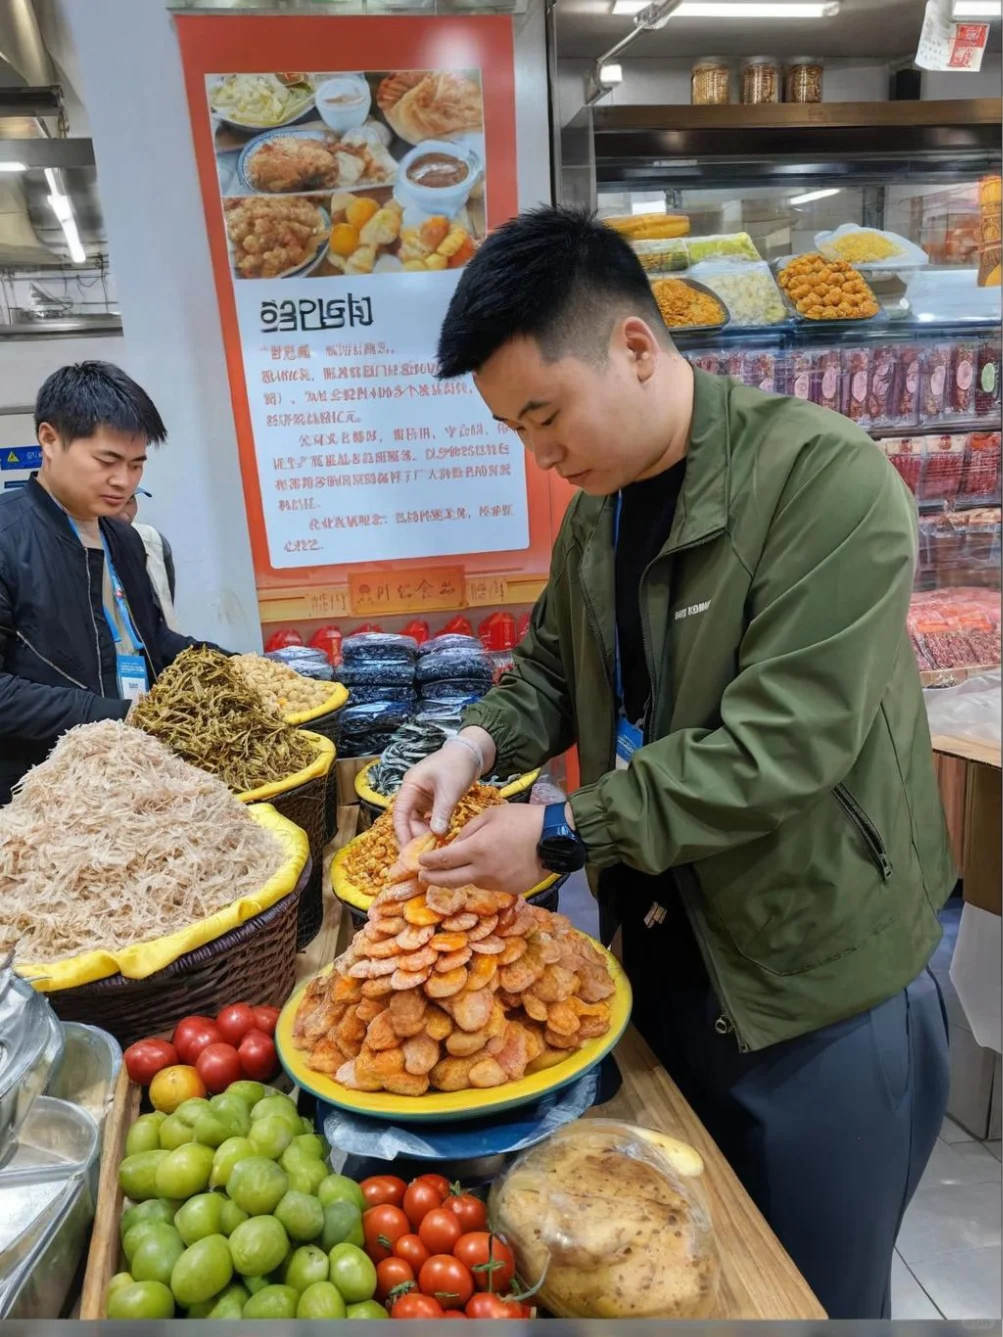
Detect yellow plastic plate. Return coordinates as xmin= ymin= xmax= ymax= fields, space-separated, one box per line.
xmin=354 ymin=760 xmax=540 ymax=810
xmin=330 ymin=840 xmax=560 ymax=914
xmin=276 ymin=934 xmax=631 ymax=1123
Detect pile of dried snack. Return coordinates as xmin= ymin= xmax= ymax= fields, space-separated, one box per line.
xmin=341 ymin=785 xmax=503 ymax=888
xmin=651 ymin=277 xmax=726 ymax=329
xmin=777 ymin=253 xmax=879 ymax=321
xmin=604 ymin=212 xmax=690 ymax=241
xmin=293 ymin=837 xmax=615 ymax=1095
xmin=819 ymin=229 xmax=904 ymax=265
xmin=232 ymin=652 xmax=338 ymax=716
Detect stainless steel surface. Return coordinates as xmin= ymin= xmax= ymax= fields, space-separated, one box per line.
xmin=0 ymin=955 xmax=64 ymax=1164
xmin=45 ymin=1024 xmax=122 ymax=1139
xmin=1 ymin=1173 xmax=95 ymax=1319
xmin=0 ymin=140 xmax=96 ymax=169
xmin=0 ymin=1096 xmax=100 ymax=1191
xmin=0 ymin=315 xmax=123 ymax=338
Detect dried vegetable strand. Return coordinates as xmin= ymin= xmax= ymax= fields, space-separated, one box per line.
xmin=130 ymin=646 xmax=316 ymax=792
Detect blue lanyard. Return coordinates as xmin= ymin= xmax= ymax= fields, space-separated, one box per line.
xmin=613 ymin=492 xmax=624 ymax=709
xmin=64 ymin=514 xmax=144 ymax=651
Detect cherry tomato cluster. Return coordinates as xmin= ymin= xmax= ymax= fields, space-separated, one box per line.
xmin=123 ymin=1002 xmax=281 ymax=1094
xmin=358 ymin=1174 xmax=533 ymax=1320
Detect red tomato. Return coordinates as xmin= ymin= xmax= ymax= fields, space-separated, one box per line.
xmin=361 ymin=1175 xmax=408 ymax=1209
xmin=251 ymin=1005 xmax=280 ymax=1037
xmin=411 ymin=1173 xmax=451 ymax=1199
xmin=172 ymin=1016 xmax=219 ymax=1065
xmin=393 ymin=1235 xmax=430 ymax=1271
xmin=195 ymin=1042 xmax=243 ymax=1095
xmin=442 ymin=1310 xmax=468 ymax=1319
xmin=444 ymin=1193 xmax=487 ymax=1233
xmin=391 ymin=1293 xmax=443 ymax=1319
xmin=364 ymin=1205 xmax=411 ymax=1263
xmin=418 ymin=1255 xmax=474 ymax=1310
xmin=376 ymin=1257 xmax=415 ymax=1304
xmin=417 ymin=1208 xmax=463 ymax=1256
xmin=402 ymin=1179 xmax=444 ymax=1230
xmin=215 ymin=1003 xmax=256 ymax=1047
xmin=237 ymin=1029 xmax=278 ymax=1082
xmin=123 ymin=1038 xmax=178 ymax=1087
xmin=453 ymin=1234 xmax=516 ymax=1294
xmin=465 ymin=1293 xmax=529 ymax=1319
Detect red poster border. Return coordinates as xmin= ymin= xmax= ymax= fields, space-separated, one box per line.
xmin=176 ymin=14 xmax=564 ymax=624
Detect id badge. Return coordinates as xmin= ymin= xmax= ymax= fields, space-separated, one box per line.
xmin=615 ymin=718 xmax=643 ymax=771
xmin=117 ymin=652 xmax=149 ymax=703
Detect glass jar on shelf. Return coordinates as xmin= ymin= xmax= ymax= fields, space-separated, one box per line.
xmin=691 ymin=58 xmax=730 ymax=105
xmin=740 ymin=57 xmax=780 ymax=105
xmin=785 ymin=57 xmax=823 ymax=103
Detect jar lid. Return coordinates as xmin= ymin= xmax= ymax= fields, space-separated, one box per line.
xmin=692 ymin=57 xmax=728 ymax=66
xmin=741 ymin=56 xmax=778 ymax=67
xmin=786 ymin=56 xmax=819 ymax=64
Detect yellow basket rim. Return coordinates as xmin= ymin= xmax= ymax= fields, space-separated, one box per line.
xmin=237 ymin=730 xmax=335 ymax=804
xmin=283 ymin=681 xmax=349 ymax=726
xmin=355 ymin=759 xmax=540 ymax=808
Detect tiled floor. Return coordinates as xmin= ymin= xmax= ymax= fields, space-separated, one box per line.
xmin=565 ymin=880 xmax=1002 ymax=1320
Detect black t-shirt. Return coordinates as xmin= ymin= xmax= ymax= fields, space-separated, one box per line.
xmin=609 ymin=459 xmax=709 ymax=990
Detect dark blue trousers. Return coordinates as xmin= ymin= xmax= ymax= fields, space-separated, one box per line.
xmin=621 ymin=909 xmax=950 ymax=1319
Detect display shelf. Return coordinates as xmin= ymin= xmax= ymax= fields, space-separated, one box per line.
xmin=672 ymin=314 xmax=1001 ymax=352
xmin=872 ymin=418 xmax=1002 ymax=440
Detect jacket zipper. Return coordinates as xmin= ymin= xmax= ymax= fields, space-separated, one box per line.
xmin=834 ymin=784 xmax=893 ymax=880
xmin=82 ymin=550 xmax=106 ymax=691
xmin=580 ymin=538 xmax=618 ymax=775
xmin=15 ymin=632 xmax=89 ymax=691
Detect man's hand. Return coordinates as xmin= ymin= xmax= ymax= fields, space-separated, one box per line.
xmin=418 ymin=804 xmax=546 ymax=895
xmin=392 ymin=728 xmax=497 ymax=846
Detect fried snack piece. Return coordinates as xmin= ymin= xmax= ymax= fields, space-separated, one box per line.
xmin=355 ymin=996 xmax=388 ymax=1024
xmin=334 ymin=974 xmax=363 ymax=1003
xmin=369 ymin=915 xmax=406 ymax=938
xmin=402 ymin=1032 xmax=440 ymax=1075
xmin=383 ymin=1070 xmax=431 ymax=1097
xmin=305 ymin=1037 xmax=345 ymax=1074
xmin=447 ymin=987 xmax=494 ymax=1033
xmin=435 ymin=947 xmax=472 ymax=973
xmin=426 ymin=966 xmax=468 ymax=998
xmin=349 ymin=955 xmax=397 ymax=979
xmin=357 ymin=1045 xmax=406 ymax=1082
xmin=365 ymin=934 xmax=403 ymax=960
xmin=547 ymin=1001 xmax=582 ymax=1038
xmin=430 ymin=932 xmax=468 ymax=953
xmin=544 ymin=1027 xmax=580 ymax=1050
xmin=487 ymin=1021 xmax=536 ymax=1081
xmin=392 ymin=966 xmax=432 ymax=991
xmin=361 ymin=977 xmax=395 ymax=998
xmin=470 ymin=935 xmax=505 ymax=956
xmin=403 ymin=896 xmax=445 ymax=927
xmin=398 ymin=946 xmax=437 ymax=973
xmin=336 ymin=1008 xmax=367 ymax=1055
xmin=336 ymin=1058 xmax=383 ymax=1092
xmin=375 ymin=877 xmax=422 ymax=904
xmin=526 ymin=1046 xmax=570 ymax=1074
xmin=424 ymin=1004 xmax=454 ymax=1041
xmin=445 ymin=1026 xmax=489 ymax=1057
xmin=426 ymin=885 xmax=468 ymax=916
xmin=522 ymin=994 xmax=549 ymax=1023
xmin=430 ymin=1054 xmax=480 ymax=1092
xmin=391 ymin=833 xmax=436 ymax=879
xmin=498 ymin=936 xmax=527 ymax=966
xmin=466 ymin=955 xmax=498 ymax=991
xmin=397 ymin=924 xmax=435 ymax=952
xmin=365 ymin=1010 xmax=400 ymax=1052
xmin=467 ymin=914 xmax=498 ymax=942
xmin=463 ymin=887 xmax=505 ymax=916
xmin=442 ymin=912 xmax=478 ymax=932
xmin=499 ymin=958 xmax=543 ymax=995
xmin=389 ymin=988 xmax=427 ymax=1038
xmin=577 ymin=965 xmax=616 ymax=1003
xmin=469 ymin=1057 xmax=508 ymax=1088
xmin=534 ymin=965 xmax=580 ymax=1004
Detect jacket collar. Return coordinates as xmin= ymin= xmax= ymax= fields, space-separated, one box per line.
xmin=662 ymin=367 xmax=730 ymax=555
xmin=26 ymin=475 xmax=84 ymax=549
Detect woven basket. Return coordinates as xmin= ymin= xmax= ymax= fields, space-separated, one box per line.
xmin=48 ymin=859 xmax=310 ymax=1048
xmin=240 ymin=732 xmax=334 ymax=951
xmin=285 ymin=686 xmax=348 ymax=844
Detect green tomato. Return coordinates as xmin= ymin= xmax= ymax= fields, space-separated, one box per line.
xmin=250 ymin=1094 xmax=300 ymax=1130
xmin=158 ymin=1112 xmax=197 ymax=1151
xmin=207 ymin=1282 xmax=249 ymax=1318
xmin=106 ymin=1272 xmax=134 ymax=1300
xmin=242 ymin=1283 xmax=298 ymax=1319
xmin=175 ymin=1193 xmax=225 ymax=1246
xmin=299 ymin=1116 xmax=315 ymax=1136
xmin=249 ymin=1115 xmax=294 ymax=1160
xmin=210 ymin=1136 xmax=255 ymax=1191
xmin=285 ymin=1156 xmax=328 ymax=1197
xmin=125 ymin=1113 xmax=167 ymax=1157
xmin=283 ymin=1243 xmax=329 ymax=1292
xmin=120 ymin=1198 xmax=176 ymax=1241
xmin=321 ymin=1200 xmax=364 ymax=1252
xmin=219 ymin=1199 xmax=249 ymax=1237
xmin=317 ymin=1173 xmax=366 ymax=1213
xmin=226 ymin=1156 xmax=288 ymax=1216
xmin=297 ymin=1280 xmax=347 ymax=1318
xmin=243 ymin=1274 xmax=272 ymax=1295
xmin=274 ymin=1190 xmax=324 ymax=1243
xmin=123 ymin=1218 xmax=175 ymax=1265
xmin=327 ymin=1243 xmax=377 ymax=1305
xmin=169 ymin=1234 xmax=233 ymax=1308
xmin=106 ymin=1279 xmax=175 ymax=1320
xmin=155 ymin=1143 xmax=215 ymax=1200
xmin=174 ymin=1097 xmax=212 ymax=1125
xmin=130 ymin=1225 xmax=185 ymax=1287
xmin=118 ymin=1150 xmax=169 ymax=1202
xmin=347 ymin=1299 xmax=389 ymax=1320
xmin=225 ymin=1080 xmax=266 ymax=1108
xmin=228 ymin=1214 xmax=289 ymax=1278
xmin=193 ymin=1112 xmax=240 ymax=1150
xmin=291 ymin=1132 xmax=325 ymax=1160
xmin=207 ymin=1095 xmax=251 ymax=1135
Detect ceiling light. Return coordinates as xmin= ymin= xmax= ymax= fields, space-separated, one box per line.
xmin=0 ymin=162 xmax=26 ymax=173
xmin=673 ymin=1 xmax=839 ymax=14
xmin=599 ymin=62 xmax=624 ymax=83
xmin=952 ymin=0 xmax=1000 ymax=15
xmin=789 ymin=187 xmax=841 ymax=204
xmin=47 ymin=190 xmax=86 ymax=264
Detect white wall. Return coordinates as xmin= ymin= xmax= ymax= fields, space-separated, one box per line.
xmin=0 ymin=331 xmax=125 ymax=451
xmin=62 ymin=0 xmax=262 ymax=651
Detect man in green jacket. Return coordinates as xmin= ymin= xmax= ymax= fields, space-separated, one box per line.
xmin=395 ymin=207 xmax=955 ymax=1319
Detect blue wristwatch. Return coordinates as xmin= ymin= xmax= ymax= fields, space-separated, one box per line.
xmin=537 ymin=802 xmax=587 ymax=874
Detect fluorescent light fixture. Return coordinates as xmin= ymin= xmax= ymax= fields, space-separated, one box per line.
xmin=0 ymin=161 xmax=26 ymax=172
xmin=599 ymin=62 xmax=624 ymax=83
xmin=675 ymin=1 xmax=839 ymax=13
xmin=789 ymin=187 xmax=841 ymax=205
xmin=46 ymin=185 xmax=87 ymax=264
xmin=953 ymin=0 xmax=1000 ymax=15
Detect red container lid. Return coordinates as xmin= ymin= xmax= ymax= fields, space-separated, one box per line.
xmin=265 ymin=627 xmax=304 ymax=652
xmin=309 ymin=624 xmax=343 ymax=666
xmin=401 ymin=619 xmax=431 ymax=645
xmin=442 ymin=615 xmax=474 ymax=637
xmin=479 ymin=612 xmax=517 ymax=651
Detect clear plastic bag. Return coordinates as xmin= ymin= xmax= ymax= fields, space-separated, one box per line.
xmin=487 ymin=1118 xmax=720 ymax=1319
xmin=341 ymin=632 xmax=419 ymax=668
xmin=415 ymin=645 xmax=493 ymax=686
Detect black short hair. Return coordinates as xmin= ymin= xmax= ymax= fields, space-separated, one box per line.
xmin=437 ymin=205 xmax=670 ymax=379
xmin=34 ymin=361 xmax=167 ymax=445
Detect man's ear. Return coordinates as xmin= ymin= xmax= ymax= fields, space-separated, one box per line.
xmin=619 ymin=316 xmax=660 ymax=385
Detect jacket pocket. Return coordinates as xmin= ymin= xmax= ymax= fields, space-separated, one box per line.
xmin=833 ymin=783 xmax=893 ymax=881
xmin=15 ymin=631 xmax=89 ymax=691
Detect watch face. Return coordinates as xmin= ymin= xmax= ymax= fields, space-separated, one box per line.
xmin=539 ymin=832 xmax=586 ymax=875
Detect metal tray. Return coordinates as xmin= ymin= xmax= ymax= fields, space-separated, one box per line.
xmin=650 ymin=275 xmax=731 ymax=334
xmin=0 ymin=953 xmax=64 ymax=1164
xmin=772 ymin=256 xmax=882 ymax=330
xmin=46 ymin=1023 xmax=122 ymax=1138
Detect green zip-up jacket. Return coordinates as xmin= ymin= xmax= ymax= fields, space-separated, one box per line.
xmin=465 ymin=369 xmax=955 ymax=1051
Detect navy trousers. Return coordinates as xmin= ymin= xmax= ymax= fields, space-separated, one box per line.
xmin=620 ymin=909 xmax=950 ymax=1320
